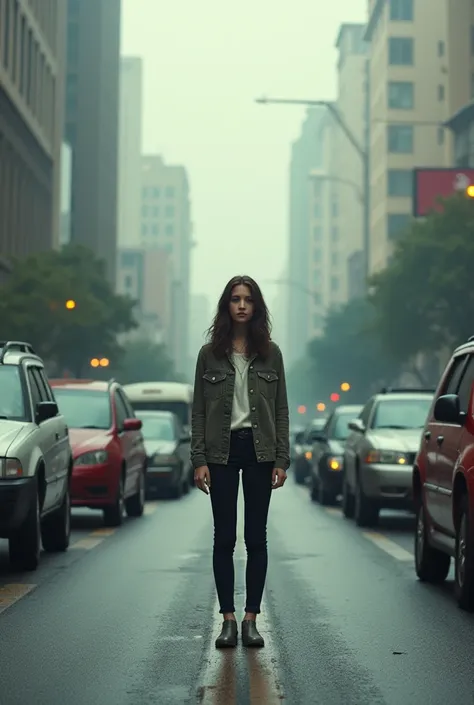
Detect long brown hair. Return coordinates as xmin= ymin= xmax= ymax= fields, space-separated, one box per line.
xmin=206 ymin=275 xmax=272 ymax=358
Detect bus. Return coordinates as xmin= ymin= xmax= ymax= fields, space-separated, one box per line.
xmin=122 ymin=381 xmax=193 ymax=430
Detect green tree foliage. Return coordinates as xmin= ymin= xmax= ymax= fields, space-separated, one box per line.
xmin=112 ymin=337 xmax=181 ymax=384
xmin=370 ymin=193 xmax=474 ymax=361
xmin=307 ymin=297 xmax=399 ymax=403
xmin=0 ymin=244 xmax=137 ymax=376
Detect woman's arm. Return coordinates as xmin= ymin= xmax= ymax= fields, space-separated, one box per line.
xmin=191 ymin=347 xmax=207 ymax=470
xmin=274 ymin=345 xmax=290 ymax=470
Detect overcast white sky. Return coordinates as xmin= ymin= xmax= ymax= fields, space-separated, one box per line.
xmin=121 ymin=0 xmax=367 ymax=310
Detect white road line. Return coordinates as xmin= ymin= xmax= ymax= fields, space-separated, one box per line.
xmin=363 ymin=531 xmax=413 ymax=562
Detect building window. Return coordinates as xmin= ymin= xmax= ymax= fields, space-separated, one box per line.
xmin=331 ymin=276 xmax=339 ymax=292
xmin=389 ymin=0 xmax=413 ymax=21
xmin=152 ymin=224 xmax=159 ymax=235
xmin=141 ymin=205 xmax=148 ymax=216
xmin=438 ymin=84 xmax=445 ymax=101
xmin=438 ymin=127 xmax=445 ymax=145
xmin=387 ymin=169 xmax=413 ymax=197
xmin=165 ymin=205 xmax=175 ymax=217
xmin=142 ymin=187 xmax=149 ymax=199
xmin=153 ymin=187 xmax=160 ymax=198
xmin=387 ymin=125 xmax=414 ymax=153
xmin=331 ymin=253 xmax=339 ymax=266
xmin=331 ymin=226 xmax=339 ymax=242
xmin=438 ymin=40 xmax=445 ymax=57
xmin=313 ymin=226 xmax=322 ymax=241
xmin=152 ymin=207 xmax=159 ymax=217
xmin=314 ymin=203 xmax=321 ymax=217
xmin=388 ymin=81 xmax=414 ymax=109
xmin=313 ymin=269 xmax=321 ymax=285
xmin=141 ymin=224 xmax=148 ymax=236
xmin=124 ymin=275 xmax=133 ymax=289
xmin=389 ymin=37 xmax=414 ymax=65
xmin=314 ymin=249 xmax=322 ymax=263
xmin=387 ymin=213 xmax=411 ymax=240
xmin=165 ymin=186 xmax=175 ymax=198
xmin=165 ymin=224 xmax=174 ymax=235
xmin=331 ymin=201 xmax=338 ymax=216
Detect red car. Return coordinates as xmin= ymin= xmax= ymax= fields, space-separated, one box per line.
xmin=50 ymin=379 xmax=147 ymax=526
xmin=413 ymin=337 xmax=474 ymax=610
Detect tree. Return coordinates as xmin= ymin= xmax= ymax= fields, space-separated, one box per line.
xmin=370 ymin=193 xmax=474 ymax=364
xmin=307 ymin=297 xmax=399 ymax=403
xmin=112 ymin=337 xmax=181 ymax=384
xmin=0 ymin=244 xmax=137 ymax=376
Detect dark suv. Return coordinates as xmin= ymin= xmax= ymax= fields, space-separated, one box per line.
xmin=414 ymin=337 xmax=474 ymax=610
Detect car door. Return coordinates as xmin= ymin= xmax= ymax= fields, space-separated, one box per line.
xmin=25 ymin=365 xmax=56 ymax=511
xmin=115 ymin=389 xmax=142 ymax=496
xmin=312 ymin=416 xmax=331 ymax=480
xmin=34 ymin=366 xmax=70 ymax=504
xmin=436 ymin=355 xmax=474 ymax=534
xmin=427 ymin=354 xmax=468 ymax=530
xmin=345 ymin=400 xmax=374 ymax=491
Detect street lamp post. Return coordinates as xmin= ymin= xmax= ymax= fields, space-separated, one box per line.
xmin=256 ymin=96 xmax=370 ymax=285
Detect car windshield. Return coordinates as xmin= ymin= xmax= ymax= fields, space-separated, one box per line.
xmin=53 ymin=389 xmax=111 ymax=429
xmin=331 ymin=412 xmax=359 ymax=440
xmin=372 ymin=398 xmax=432 ymax=430
xmin=136 ymin=415 xmax=175 ymax=441
xmin=0 ymin=366 xmax=26 ymax=421
xmin=130 ymin=400 xmax=189 ymax=426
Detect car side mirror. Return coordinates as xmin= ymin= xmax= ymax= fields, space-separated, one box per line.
xmin=349 ymin=419 xmax=365 ymax=433
xmin=311 ymin=432 xmax=326 ymax=443
xmin=434 ymin=394 xmax=463 ymax=425
xmin=123 ymin=418 xmax=142 ymax=432
xmin=36 ymin=401 xmax=58 ymax=424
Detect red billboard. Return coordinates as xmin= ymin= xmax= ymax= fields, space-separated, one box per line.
xmin=413 ymin=168 xmax=474 ymax=217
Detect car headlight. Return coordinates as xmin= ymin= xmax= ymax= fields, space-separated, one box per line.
xmin=365 ymin=450 xmax=409 ymax=465
xmin=151 ymin=454 xmax=178 ymax=466
xmin=0 ymin=458 xmax=23 ymax=478
xmin=327 ymin=456 xmax=343 ymax=471
xmin=74 ymin=450 xmax=108 ymax=466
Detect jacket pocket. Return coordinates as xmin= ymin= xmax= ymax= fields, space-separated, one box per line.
xmin=203 ymin=370 xmax=227 ymax=400
xmin=257 ymin=370 xmax=278 ymax=400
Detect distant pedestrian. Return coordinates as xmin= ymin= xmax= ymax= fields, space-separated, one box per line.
xmin=191 ymin=275 xmax=289 ymax=648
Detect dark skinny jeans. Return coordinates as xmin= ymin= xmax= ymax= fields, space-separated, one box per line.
xmin=208 ymin=428 xmax=274 ymax=615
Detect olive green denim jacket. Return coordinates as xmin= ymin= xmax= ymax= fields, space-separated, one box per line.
xmin=190 ymin=342 xmax=290 ymax=471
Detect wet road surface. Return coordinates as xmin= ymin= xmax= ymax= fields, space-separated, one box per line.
xmin=0 ymin=478 xmax=472 ymax=704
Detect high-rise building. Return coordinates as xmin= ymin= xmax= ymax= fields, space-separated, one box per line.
xmin=140 ymin=155 xmax=192 ymax=375
xmin=64 ymin=0 xmax=121 ymax=284
xmin=0 ymin=0 xmax=67 ymax=276
xmin=365 ymin=0 xmax=470 ymax=274
xmin=287 ymin=107 xmax=326 ymax=366
xmin=117 ymin=56 xmax=143 ymax=249
xmin=334 ymin=23 xmax=369 ymax=300
xmin=189 ymin=293 xmax=211 ymax=360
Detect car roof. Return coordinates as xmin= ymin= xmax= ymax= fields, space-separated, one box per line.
xmin=51 ymin=380 xmax=111 ymax=392
xmin=333 ymin=404 xmax=363 ymax=413
xmin=134 ymin=409 xmax=175 ymax=419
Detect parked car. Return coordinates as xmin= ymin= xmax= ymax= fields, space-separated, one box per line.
xmin=413 ymin=338 xmax=474 ymax=610
xmin=343 ymin=388 xmax=433 ymax=527
xmin=0 ymin=341 xmax=72 ymax=571
xmin=293 ymin=418 xmax=327 ymax=484
xmin=50 ymin=379 xmax=147 ymax=527
xmin=309 ymin=404 xmax=363 ymax=505
xmin=134 ymin=409 xmax=191 ymax=498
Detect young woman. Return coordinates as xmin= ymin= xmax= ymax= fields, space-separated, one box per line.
xmin=191 ymin=275 xmax=289 ymax=649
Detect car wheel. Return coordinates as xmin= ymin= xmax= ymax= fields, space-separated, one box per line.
xmin=354 ymin=474 xmax=379 ymax=527
xmin=9 ymin=490 xmax=41 ymax=571
xmin=42 ymin=482 xmax=71 ymax=552
xmin=294 ymin=462 xmax=306 ymax=485
xmin=415 ymin=499 xmax=450 ymax=583
xmin=310 ymin=478 xmax=319 ymax=502
xmin=125 ymin=468 xmax=145 ymax=518
xmin=104 ymin=476 xmax=125 ymax=526
xmin=318 ymin=478 xmax=335 ymax=506
xmin=342 ymin=477 xmax=355 ymax=519
xmin=455 ymin=496 xmax=474 ymax=610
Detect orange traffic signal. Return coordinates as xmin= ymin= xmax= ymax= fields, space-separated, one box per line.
xmin=297 ymin=405 xmax=307 ymax=414
xmin=330 ymin=393 xmax=340 ymax=402
xmin=99 ymin=358 xmax=110 ymax=367
xmin=90 ymin=358 xmax=99 ymax=368
xmin=317 ymin=402 xmax=326 ymax=412
xmin=341 ymin=382 xmax=350 ymax=392
xmin=65 ymin=299 xmax=76 ymax=310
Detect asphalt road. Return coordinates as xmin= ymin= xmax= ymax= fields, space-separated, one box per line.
xmin=0 ymin=477 xmax=472 ymax=705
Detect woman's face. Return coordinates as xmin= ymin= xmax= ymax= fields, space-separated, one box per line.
xmin=229 ymin=284 xmax=254 ymax=324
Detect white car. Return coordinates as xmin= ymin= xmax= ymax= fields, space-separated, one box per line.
xmin=0 ymin=341 xmax=72 ymax=571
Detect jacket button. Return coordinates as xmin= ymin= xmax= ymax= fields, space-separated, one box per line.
xmin=212 ymin=376 xmax=215 ymax=381
xmin=255 ymin=439 xmax=260 ymax=444
xmin=251 ymin=406 xmax=256 ymax=411
xmin=250 ymin=365 xmax=253 ymax=370
xmin=253 ymin=423 xmax=257 ymax=428
xmin=250 ymin=389 xmax=254 ymax=393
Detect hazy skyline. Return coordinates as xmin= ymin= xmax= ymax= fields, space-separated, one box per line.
xmin=121 ymin=0 xmax=366 ymax=312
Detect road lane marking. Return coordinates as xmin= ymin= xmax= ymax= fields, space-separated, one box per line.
xmin=144 ymin=502 xmax=159 ymax=515
xmin=90 ymin=528 xmax=116 ymax=537
xmin=248 ymin=595 xmax=284 ymax=704
xmin=70 ymin=537 xmax=104 ymax=550
xmin=363 ymin=531 xmax=413 ymax=561
xmin=0 ymin=583 xmax=36 ymax=614
xmin=198 ymin=597 xmax=237 ymax=704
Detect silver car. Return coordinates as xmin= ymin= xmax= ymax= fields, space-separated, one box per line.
xmin=0 ymin=341 xmax=72 ymax=571
xmin=343 ymin=389 xmax=433 ymax=527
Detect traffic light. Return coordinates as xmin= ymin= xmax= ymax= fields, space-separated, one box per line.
xmin=297 ymin=405 xmax=307 ymax=414
xmin=99 ymin=358 xmax=110 ymax=367
xmin=65 ymin=299 xmax=76 ymax=310
xmin=467 ymin=185 xmax=474 ymax=198
xmin=341 ymin=382 xmax=350 ymax=392
xmin=330 ymin=393 xmax=340 ymax=402
xmin=90 ymin=358 xmax=99 ymax=368
xmin=317 ymin=402 xmax=326 ymax=412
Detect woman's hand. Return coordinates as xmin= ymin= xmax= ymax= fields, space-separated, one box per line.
xmin=194 ymin=465 xmax=211 ymax=494
xmin=272 ymin=467 xmax=287 ymax=490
